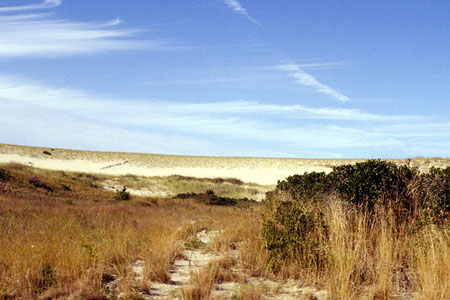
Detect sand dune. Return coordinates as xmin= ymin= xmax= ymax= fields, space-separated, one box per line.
xmin=0 ymin=153 xmax=333 ymax=185
xmin=1 ymin=144 xmax=448 ymax=185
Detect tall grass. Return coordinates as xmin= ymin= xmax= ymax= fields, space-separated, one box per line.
xmin=414 ymin=226 xmax=450 ymax=299
xmin=0 ymin=201 xmax=192 ymax=298
xmin=256 ymin=160 xmax=450 ymax=298
xmin=0 ymin=164 xmax=260 ymax=299
xmin=257 ymin=194 xmax=450 ymax=299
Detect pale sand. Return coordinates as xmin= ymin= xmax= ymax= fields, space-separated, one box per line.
xmin=1 ymin=144 xmax=449 ymax=185
xmin=0 ymin=153 xmax=332 ymax=185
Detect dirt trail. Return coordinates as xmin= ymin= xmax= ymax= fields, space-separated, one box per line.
xmin=121 ymin=229 xmax=327 ymax=300
xmin=143 ymin=230 xmax=221 ymax=299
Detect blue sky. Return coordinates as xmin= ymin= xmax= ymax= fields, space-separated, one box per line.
xmin=1 ymin=0 xmax=450 ymax=158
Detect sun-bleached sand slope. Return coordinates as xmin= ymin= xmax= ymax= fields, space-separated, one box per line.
xmin=1 ymin=144 xmax=449 ymax=185
xmin=0 ymin=153 xmax=334 ymax=185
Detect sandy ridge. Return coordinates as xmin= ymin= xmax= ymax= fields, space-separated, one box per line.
xmin=1 ymin=144 xmax=449 ymax=185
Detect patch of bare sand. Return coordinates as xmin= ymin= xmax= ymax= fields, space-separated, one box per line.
xmin=0 ymin=153 xmax=333 ymax=185
xmin=124 ymin=230 xmax=222 ymax=299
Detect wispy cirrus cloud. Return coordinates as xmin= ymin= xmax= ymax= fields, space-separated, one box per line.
xmin=0 ymin=0 xmax=60 ymax=12
xmin=104 ymin=18 xmax=122 ymax=27
xmin=278 ymin=63 xmax=350 ymax=103
xmin=224 ymin=0 xmax=259 ymax=25
xmin=0 ymin=74 xmax=416 ymax=123
xmin=292 ymin=61 xmax=345 ymax=70
xmin=0 ymin=1 xmax=170 ymax=57
xmin=1 ymin=74 xmax=447 ymax=158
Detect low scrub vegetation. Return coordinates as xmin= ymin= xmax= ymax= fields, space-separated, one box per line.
xmin=174 ymin=190 xmax=256 ymax=206
xmin=69 ymin=172 xmax=266 ymax=200
xmin=0 ymin=168 xmax=11 ymax=182
xmin=262 ymin=159 xmax=450 ymax=298
xmin=114 ymin=186 xmax=131 ymax=201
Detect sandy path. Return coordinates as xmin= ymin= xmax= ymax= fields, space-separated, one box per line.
xmin=127 ymin=230 xmax=221 ymax=299
xmin=126 ymin=229 xmax=328 ymax=300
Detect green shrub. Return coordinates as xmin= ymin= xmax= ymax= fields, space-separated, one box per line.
xmin=333 ymin=160 xmax=418 ymax=215
xmin=173 ymin=191 xmax=255 ymax=206
xmin=273 ymin=160 xmax=420 ymax=217
xmin=277 ymin=171 xmax=334 ymax=201
xmin=416 ymin=167 xmax=450 ymax=224
xmin=262 ymin=192 xmax=328 ymax=271
xmin=0 ymin=168 xmax=11 ymax=182
xmin=115 ymin=187 xmax=131 ymax=201
xmin=261 ymin=160 xmax=424 ymax=272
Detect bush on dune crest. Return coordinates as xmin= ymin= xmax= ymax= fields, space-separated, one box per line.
xmin=270 ymin=159 xmax=450 ymax=222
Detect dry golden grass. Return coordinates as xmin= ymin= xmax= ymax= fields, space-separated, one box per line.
xmin=237 ymin=284 xmax=265 ymax=300
xmin=179 ymin=256 xmax=239 ymax=300
xmin=0 ymin=163 xmax=260 ymax=299
xmin=322 ymin=201 xmax=450 ymax=300
xmin=414 ymin=226 xmax=450 ymax=300
xmin=230 ymin=195 xmax=450 ymax=299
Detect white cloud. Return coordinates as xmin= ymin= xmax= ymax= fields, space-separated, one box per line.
xmin=0 ymin=0 xmax=61 ymax=12
xmin=1 ymin=74 xmax=448 ymax=158
xmin=104 ymin=18 xmax=122 ymax=26
xmin=0 ymin=2 xmax=169 ymax=57
xmin=0 ymin=74 xmax=416 ymax=122
xmin=224 ymin=0 xmax=259 ymax=25
xmin=278 ymin=63 xmax=350 ymax=103
xmin=293 ymin=62 xmax=345 ymax=70
xmin=0 ymin=99 xmax=221 ymax=156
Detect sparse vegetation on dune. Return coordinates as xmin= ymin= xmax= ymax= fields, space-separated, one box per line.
xmin=2 ymin=159 xmax=450 ymax=299
xmin=104 ymin=173 xmax=267 ymax=200
xmin=0 ymin=162 xmax=268 ymax=201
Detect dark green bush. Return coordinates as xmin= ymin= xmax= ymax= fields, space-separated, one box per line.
xmin=416 ymin=167 xmax=450 ymax=224
xmin=173 ymin=191 xmax=255 ymax=206
xmin=29 ymin=176 xmax=54 ymax=192
xmin=333 ymin=160 xmax=418 ymax=215
xmin=277 ymin=171 xmax=334 ymax=201
xmin=274 ymin=160 xmax=421 ymax=217
xmin=262 ymin=192 xmax=327 ymax=271
xmin=115 ymin=187 xmax=131 ymax=201
xmin=428 ymin=167 xmax=450 ymax=212
xmin=0 ymin=168 xmax=11 ymax=182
